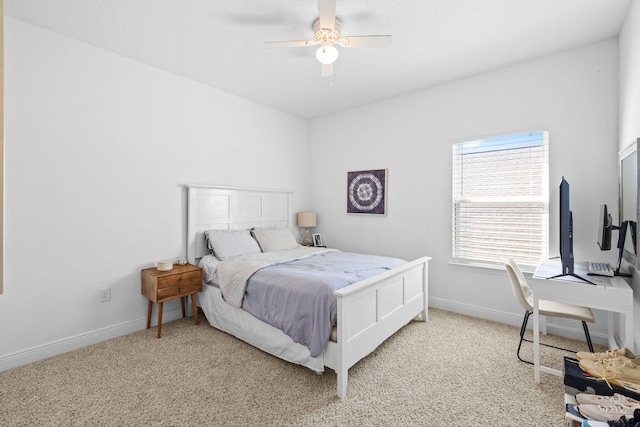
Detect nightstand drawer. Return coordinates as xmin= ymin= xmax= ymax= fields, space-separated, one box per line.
xmin=156 ymin=286 xmax=180 ymax=299
xmin=156 ymin=281 xmax=201 ymax=299
xmin=178 ymin=282 xmax=202 ymax=294
xmin=157 ymin=270 xmax=201 ymax=289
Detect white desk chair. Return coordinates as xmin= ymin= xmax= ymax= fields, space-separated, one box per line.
xmin=504 ymin=258 xmax=595 ymax=364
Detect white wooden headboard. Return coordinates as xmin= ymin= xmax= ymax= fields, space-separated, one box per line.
xmin=186 ymin=184 xmax=293 ymax=264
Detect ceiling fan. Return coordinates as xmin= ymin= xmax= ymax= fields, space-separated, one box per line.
xmin=264 ymin=0 xmax=392 ymax=77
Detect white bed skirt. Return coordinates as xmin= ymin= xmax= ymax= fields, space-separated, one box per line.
xmin=197 ymin=284 xmax=326 ymax=373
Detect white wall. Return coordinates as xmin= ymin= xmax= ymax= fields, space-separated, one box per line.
xmin=618 ymin=0 xmax=640 ymax=353
xmin=0 ymin=18 xmax=310 ymax=369
xmin=309 ymin=40 xmax=621 ymax=343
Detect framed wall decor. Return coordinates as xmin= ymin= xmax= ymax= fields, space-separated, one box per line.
xmin=347 ymin=169 xmax=387 ymax=215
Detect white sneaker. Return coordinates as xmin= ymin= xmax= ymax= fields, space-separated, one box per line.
xmin=578 ymin=404 xmax=639 ymax=422
xmin=576 ymin=393 xmax=640 ymax=408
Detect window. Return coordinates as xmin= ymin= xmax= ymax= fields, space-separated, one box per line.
xmin=452 ymin=131 xmax=549 ymax=268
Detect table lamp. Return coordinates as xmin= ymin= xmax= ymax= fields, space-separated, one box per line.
xmin=297 ymin=212 xmax=317 ymax=246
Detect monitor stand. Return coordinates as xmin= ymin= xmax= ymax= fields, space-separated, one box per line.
xmin=547 ymin=272 xmax=597 ymax=285
xmin=611 ymin=220 xmax=633 ymax=278
xmin=614 ymin=268 xmax=632 ymax=278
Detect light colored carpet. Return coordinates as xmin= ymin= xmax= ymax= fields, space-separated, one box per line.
xmin=0 ymin=308 xmax=601 ymax=426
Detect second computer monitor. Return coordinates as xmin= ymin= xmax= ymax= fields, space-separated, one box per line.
xmin=597 ymin=204 xmax=612 ymax=250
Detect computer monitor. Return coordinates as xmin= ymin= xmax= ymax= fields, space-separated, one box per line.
xmin=559 ymin=177 xmax=574 ymax=275
xmin=595 ymin=204 xmax=632 ymax=277
xmin=607 ymin=220 xmax=634 ymax=277
xmin=597 ymin=204 xmax=612 ymax=250
xmin=629 ymin=221 xmax=637 ymax=255
xmin=549 ymin=177 xmax=594 ymax=284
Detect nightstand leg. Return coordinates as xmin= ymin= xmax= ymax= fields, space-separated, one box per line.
xmin=147 ymin=300 xmax=153 ymax=330
xmin=191 ymin=294 xmax=199 ymax=325
xmin=180 ymin=296 xmax=186 ymax=318
xmin=157 ymin=302 xmax=163 ymax=338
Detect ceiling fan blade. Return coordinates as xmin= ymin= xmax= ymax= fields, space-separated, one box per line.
xmin=339 ymin=35 xmax=392 ymax=48
xmin=318 ymin=0 xmax=337 ymax=31
xmin=321 ymin=63 xmax=333 ymax=78
xmin=264 ymin=40 xmax=317 ymax=48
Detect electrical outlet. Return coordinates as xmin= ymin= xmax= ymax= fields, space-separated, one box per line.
xmin=99 ymin=288 xmax=111 ymax=302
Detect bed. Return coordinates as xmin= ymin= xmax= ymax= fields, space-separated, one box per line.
xmin=186 ymin=184 xmax=431 ymax=398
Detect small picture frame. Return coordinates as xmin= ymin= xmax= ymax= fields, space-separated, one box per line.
xmin=313 ymin=233 xmax=324 ymax=247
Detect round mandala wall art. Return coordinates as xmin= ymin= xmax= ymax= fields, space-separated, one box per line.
xmin=347 ymin=169 xmax=387 ymax=215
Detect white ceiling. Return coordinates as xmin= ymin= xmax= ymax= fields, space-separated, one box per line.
xmin=5 ymin=0 xmax=633 ymax=119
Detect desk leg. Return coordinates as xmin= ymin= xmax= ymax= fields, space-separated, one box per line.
xmin=180 ymin=297 xmax=186 ymax=318
xmin=625 ymin=309 xmax=635 ymax=353
xmin=533 ymin=295 xmax=540 ymax=383
xmin=608 ymin=311 xmax=617 ymax=349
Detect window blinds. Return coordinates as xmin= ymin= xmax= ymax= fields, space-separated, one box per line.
xmin=452 ymin=131 xmax=549 ymax=267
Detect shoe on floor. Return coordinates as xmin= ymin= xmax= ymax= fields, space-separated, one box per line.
xmin=576 ymin=393 xmax=640 ymax=408
xmin=597 ymin=407 xmax=640 ymax=427
xmin=577 ymin=348 xmax=637 ymax=363
xmin=579 ymin=358 xmax=640 ymax=390
xmin=578 ymin=404 xmax=639 ymax=422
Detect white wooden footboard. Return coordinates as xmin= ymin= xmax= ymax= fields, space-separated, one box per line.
xmin=323 ymin=256 xmax=430 ymax=398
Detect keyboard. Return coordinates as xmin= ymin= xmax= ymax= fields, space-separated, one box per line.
xmin=587 ymin=261 xmax=614 ymax=277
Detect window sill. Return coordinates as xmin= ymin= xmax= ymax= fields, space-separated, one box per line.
xmin=448 ymin=259 xmax=537 ymax=275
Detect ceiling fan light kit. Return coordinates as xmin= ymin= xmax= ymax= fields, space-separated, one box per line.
xmin=264 ymin=0 xmax=392 ymax=77
xmin=316 ymin=45 xmax=339 ymax=65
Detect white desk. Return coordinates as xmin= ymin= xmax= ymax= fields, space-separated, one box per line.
xmin=531 ymin=259 xmax=634 ymax=382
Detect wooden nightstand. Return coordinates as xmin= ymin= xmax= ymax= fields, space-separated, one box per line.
xmin=141 ymin=263 xmax=203 ymax=338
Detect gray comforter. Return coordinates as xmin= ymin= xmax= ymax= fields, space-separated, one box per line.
xmin=241 ymin=251 xmax=406 ymax=357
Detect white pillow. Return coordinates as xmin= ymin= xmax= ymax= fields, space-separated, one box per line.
xmin=251 ymin=227 xmax=299 ymax=252
xmin=204 ymin=229 xmax=261 ymax=260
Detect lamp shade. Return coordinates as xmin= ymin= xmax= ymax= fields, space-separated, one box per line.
xmin=297 ymin=212 xmax=317 ymax=228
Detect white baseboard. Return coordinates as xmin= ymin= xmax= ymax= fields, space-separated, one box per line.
xmin=428 ymin=296 xmax=609 ymax=346
xmin=0 ymin=306 xmax=185 ymax=372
